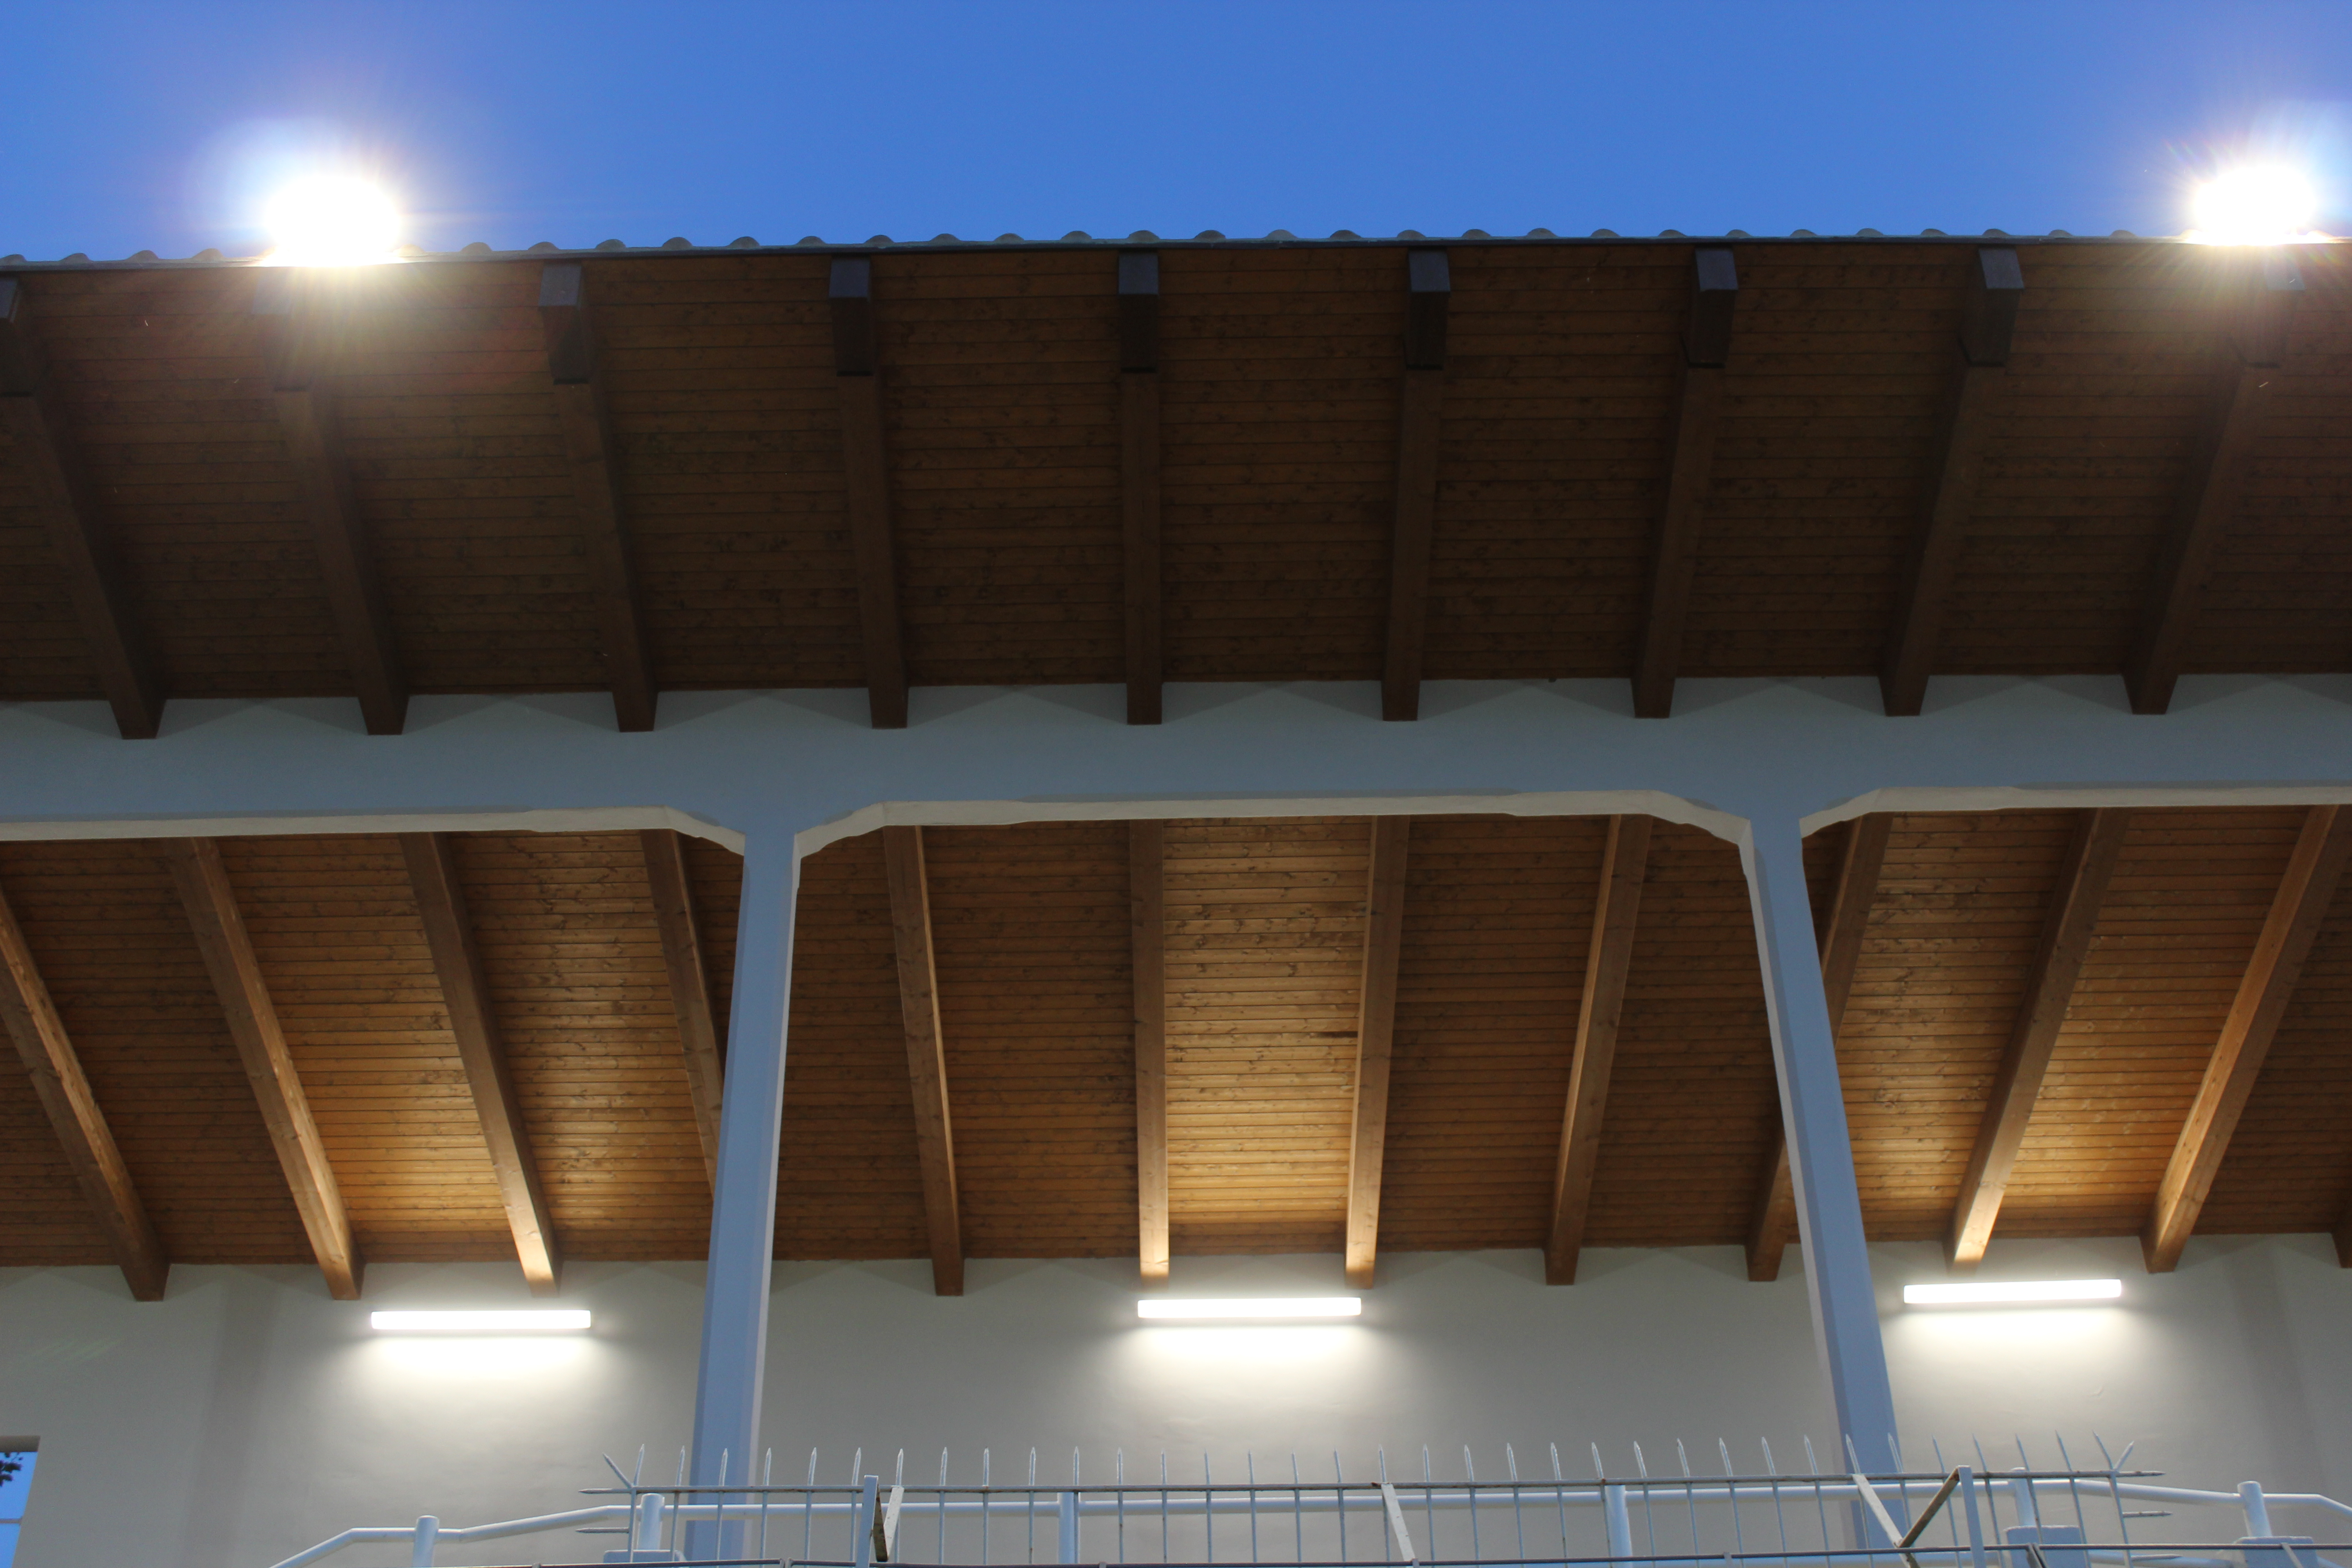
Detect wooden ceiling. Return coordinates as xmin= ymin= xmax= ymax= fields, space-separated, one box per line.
xmin=4 ymin=806 xmax=2350 ymax=1301
xmin=2 ymin=237 xmax=2344 ymax=737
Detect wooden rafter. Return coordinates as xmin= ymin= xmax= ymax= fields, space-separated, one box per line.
xmin=253 ymin=270 xmax=408 ymax=736
xmin=832 ymin=258 xmax=910 ymax=730
xmin=1544 ymin=814 xmax=1653 ymax=1284
xmin=883 ymin=825 xmax=962 ymax=1294
xmin=162 ymin=837 xmax=363 ymax=1299
xmin=0 ymin=872 xmax=168 ymax=1299
xmin=540 ymin=263 xmax=659 ymax=732
xmin=1747 ymin=812 xmax=1892 ymax=1282
xmin=1130 ymin=819 xmax=1169 ymax=1284
xmin=1880 ymin=247 xmax=2024 ymax=716
xmin=2124 ymin=252 xmax=2303 ymax=715
xmin=0 ymin=275 xmax=164 ymax=739
xmin=1946 ymin=808 xmax=2131 ymax=1268
xmin=1381 ymin=249 xmax=1450 ymax=723
xmin=1344 ymin=817 xmax=1411 ymax=1287
xmin=2146 ymin=804 xmax=2352 ymax=1271
xmin=1632 ymin=247 xmax=1738 ymax=719
xmin=399 ymin=832 xmax=563 ymax=1294
xmin=640 ymin=828 xmax=724 ymax=1186
xmin=1120 ymin=252 xmax=1163 ymax=726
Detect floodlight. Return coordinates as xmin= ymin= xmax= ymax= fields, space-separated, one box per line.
xmin=1902 ymin=1279 xmax=2120 ymax=1307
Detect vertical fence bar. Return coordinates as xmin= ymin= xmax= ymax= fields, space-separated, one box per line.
xmin=1959 ymin=1467 xmax=1988 ymax=1568
xmin=407 ymin=1515 xmax=439 ymax=1568
xmin=855 ymin=1475 xmax=880 ymax=1568
xmin=1336 ymin=1454 xmax=1348 ymax=1564
xmin=1058 ymin=1488 xmax=1079 ymax=1565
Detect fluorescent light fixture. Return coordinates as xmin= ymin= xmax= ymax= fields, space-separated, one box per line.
xmin=1903 ymin=1279 xmax=2120 ymax=1307
xmin=369 ymin=1309 xmax=592 ymax=1333
xmin=1137 ymin=1297 xmax=1361 ymax=1320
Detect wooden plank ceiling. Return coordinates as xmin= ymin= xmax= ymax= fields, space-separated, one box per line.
xmin=6 ymin=806 xmax=2352 ymax=1299
xmin=1 ymin=237 xmax=2345 ymax=737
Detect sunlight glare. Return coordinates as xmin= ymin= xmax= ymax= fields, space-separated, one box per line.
xmin=265 ymin=176 xmax=402 ymax=265
xmin=2190 ymin=167 xmax=2319 ymax=245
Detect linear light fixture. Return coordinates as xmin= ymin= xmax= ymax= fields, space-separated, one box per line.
xmin=1136 ymin=1297 xmax=1361 ymax=1320
xmin=1903 ymin=1279 xmax=2121 ymax=1308
xmin=369 ymin=1309 xmax=593 ymax=1333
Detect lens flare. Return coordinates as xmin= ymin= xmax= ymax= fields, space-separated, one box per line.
xmin=265 ymin=176 xmax=402 ymax=265
xmin=2190 ymin=167 xmax=2319 ymax=245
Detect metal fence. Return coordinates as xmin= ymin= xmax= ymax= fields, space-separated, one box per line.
xmin=269 ymin=1437 xmax=2352 ymax=1568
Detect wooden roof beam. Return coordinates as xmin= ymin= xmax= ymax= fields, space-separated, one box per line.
xmin=399 ymin=833 xmax=563 ymax=1294
xmin=1344 ymin=817 xmax=1411 ymax=1287
xmin=2125 ymin=250 xmax=2303 ymax=715
xmin=1945 ymin=808 xmax=2131 ymax=1269
xmin=1130 ymin=820 xmax=1169 ymax=1285
xmin=1120 ymin=253 xmax=1163 ymax=726
xmin=832 ymin=258 xmax=909 ymax=730
xmin=640 ymin=828 xmax=724 ymax=1187
xmin=2146 ymin=804 xmax=2352 ymax=1272
xmin=162 ymin=838 xmax=363 ymax=1299
xmin=540 ymin=264 xmax=659 ymax=732
xmin=883 ymin=826 xmax=962 ymax=1294
xmin=1880 ymin=247 xmax=2025 ymax=715
xmin=1747 ymin=813 xmax=1891 ymax=1283
xmin=1382 ymin=249 xmax=1450 ymax=722
xmin=1632 ymin=248 xmax=1738 ymax=719
xmin=1544 ymin=813 xmax=1653 ymax=1284
xmin=0 ymin=873 xmax=169 ymax=1299
xmin=0 ymin=276 xmax=164 ymax=739
xmin=253 ymin=271 xmax=407 ymax=736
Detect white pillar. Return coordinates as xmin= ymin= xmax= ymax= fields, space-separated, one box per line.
xmin=1743 ymin=817 xmax=1901 ymax=1475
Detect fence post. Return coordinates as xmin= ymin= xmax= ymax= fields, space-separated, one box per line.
xmin=855 ymin=1474 xmax=881 ymax=1568
xmin=1059 ymin=1489 xmax=1080 ymax=1563
xmin=408 ymin=1514 xmax=439 ymax=1568
xmin=1958 ymin=1468 xmax=1987 ymax=1568
xmin=2241 ymin=1482 xmax=2275 ymax=1538
xmin=1603 ymin=1483 xmax=1632 ymax=1564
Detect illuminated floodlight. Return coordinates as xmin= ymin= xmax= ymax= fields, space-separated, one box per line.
xmin=1137 ymin=1297 xmax=1361 ymax=1320
xmin=2190 ymin=167 xmax=2318 ymax=245
xmin=1902 ymin=1279 xmax=2120 ymax=1308
xmin=265 ymin=175 xmax=403 ymax=265
xmin=369 ymin=1309 xmax=592 ymax=1332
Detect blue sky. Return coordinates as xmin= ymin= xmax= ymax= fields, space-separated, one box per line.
xmin=5 ymin=1 xmax=2352 ymax=260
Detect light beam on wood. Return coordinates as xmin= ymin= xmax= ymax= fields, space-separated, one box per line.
xmin=1130 ymin=819 xmax=1169 ymax=1285
xmin=399 ymin=832 xmax=563 ymax=1294
xmin=832 ymin=258 xmax=910 ymax=730
xmin=2124 ymin=251 xmax=2302 ymax=715
xmin=0 ymin=873 xmax=169 ymax=1300
xmin=1382 ymin=248 xmax=1450 ymax=723
xmin=1632 ymin=247 xmax=1738 ymax=719
xmin=1945 ymin=808 xmax=2131 ymax=1269
xmin=1544 ymin=813 xmax=1653 ymax=1284
xmin=1120 ymin=252 xmax=1164 ymax=726
xmin=1747 ymin=813 xmax=1892 ymax=1282
xmin=540 ymin=263 xmax=659 ymax=731
xmin=162 ymin=837 xmax=363 ymax=1299
xmin=883 ymin=825 xmax=962 ymax=1295
xmin=2146 ymin=804 xmax=2352 ymax=1272
xmin=253 ymin=270 xmax=407 ymax=736
xmin=1344 ymin=816 xmax=1411 ymax=1288
xmin=640 ymin=828 xmax=724 ymax=1186
xmin=0 ymin=275 xmax=164 ymax=739
xmin=1880 ymin=247 xmax=2024 ymax=716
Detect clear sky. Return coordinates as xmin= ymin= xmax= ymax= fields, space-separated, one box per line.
xmin=5 ymin=1 xmax=2351 ymax=260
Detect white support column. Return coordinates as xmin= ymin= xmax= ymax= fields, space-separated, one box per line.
xmin=1743 ymin=816 xmax=1901 ymax=1477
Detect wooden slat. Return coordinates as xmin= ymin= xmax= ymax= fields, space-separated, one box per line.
xmin=640 ymin=828 xmax=724 ymax=1186
xmin=1632 ymin=248 xmax=1737 ymax=719
xmin=540 ymin=263 xmax=658 ymax=732
xmin=1946 ymin=808 xmax=2131 ymax=1267
xmin=1343 ymin=816 xmax=1411 ymax=1287
xmin=0 ymin=275 xmax=163 ymax=738
xmin=1544 ymin=813 xmax=1653 ymax=1284
xmin=1748 ymin=812 xmax=1891 ymax=1281
xmin=0 ymin=872 xmax=168 ymax=1298
xmin=1131 ymin=819 xmax=1169 ymax=1284
xmin=1382 ymin=249 xmax=1450 ymax=723
xmin=161 ymin=837 xmax=363 ymax=1299
xmin=398 ymin=832 xmax=562 ymax=1293
xmin=1880 ymin=248 xmax=2024 ymax=716
xmin=1121 ymin=252 xmax=1162 ymax=726
xmin=2145 ymin=804 xmax=2352 ymax=1271
xmin=883 ymin=824 xmax=962 ymax=1294
xmin=832 ymin=258 xmax=909 ymax=730
xmin=253 ymin=271 xmax=407 ymax=736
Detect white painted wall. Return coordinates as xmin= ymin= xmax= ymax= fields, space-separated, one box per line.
xmin=8 ymin=1235 xmax=2352 ymax=1568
